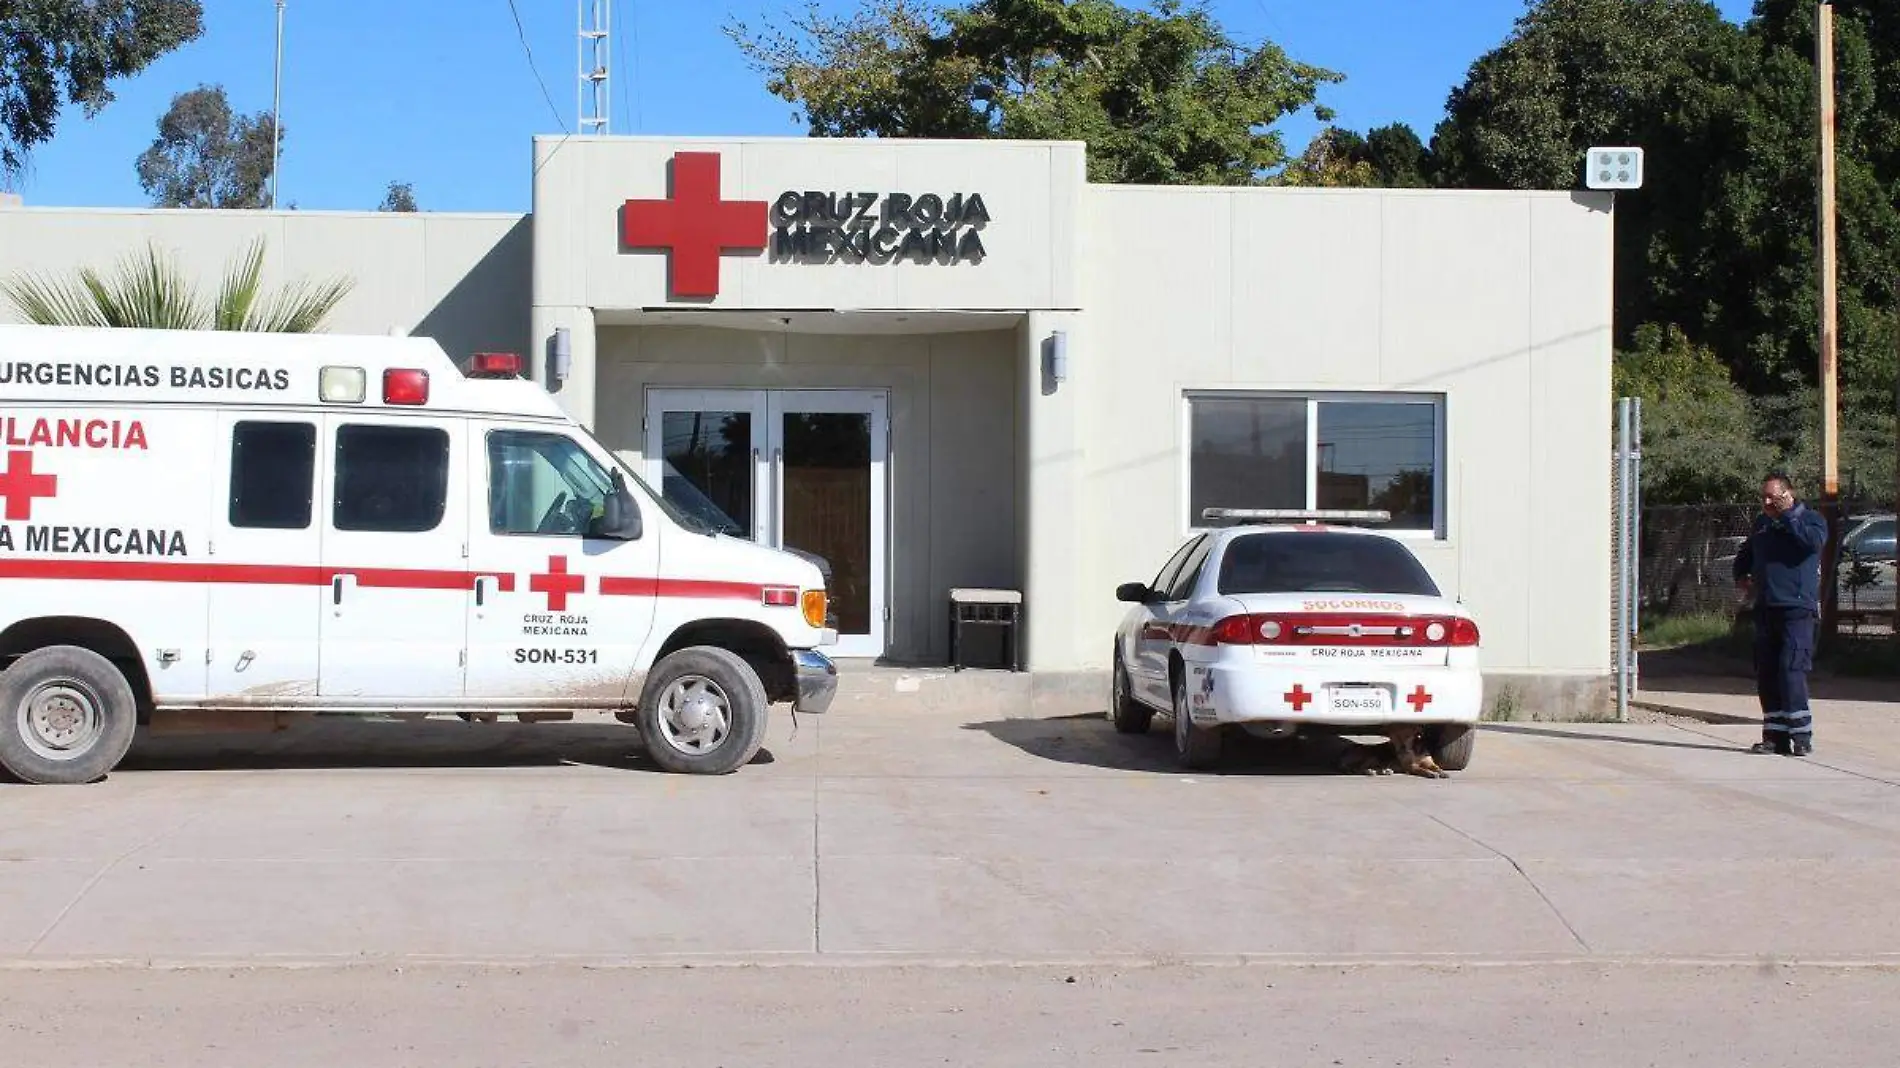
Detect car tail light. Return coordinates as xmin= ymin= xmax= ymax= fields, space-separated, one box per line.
xmin=1209 ymin=615 xmax=1263 ymax=645
xmin=1448 ymin=617 xmax=1480 ymax=646
xmin=802 ymin=590 xmax=828 ymax=629
xmin=383 ymin=368 xmax=430 ymax=405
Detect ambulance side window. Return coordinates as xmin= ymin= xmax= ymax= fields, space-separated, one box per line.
xmin=230 ymin=421 xmax=316 ymax=529
xmin=487 ymin=430 xmax=615 ymax=538
xmin=333 ymin=425 xmax=450 ymax=533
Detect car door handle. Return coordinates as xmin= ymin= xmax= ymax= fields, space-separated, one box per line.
xmin=474 ymin=575 xmax=496 ymax=607
xmin=332 ymin=575 xmax=345 ymax=605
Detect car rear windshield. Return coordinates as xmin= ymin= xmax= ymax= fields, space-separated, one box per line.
xmin=1216 ymin=532 xmax=1442 ymax=597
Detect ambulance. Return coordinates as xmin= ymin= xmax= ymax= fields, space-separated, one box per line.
xmin=0 ymin=324 xmax=838 ymax=785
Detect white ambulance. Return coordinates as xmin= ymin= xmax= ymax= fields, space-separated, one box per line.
xmin=0 ymin=324 xmax=838 ymax=785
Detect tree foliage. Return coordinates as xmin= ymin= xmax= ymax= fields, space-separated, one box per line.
xmin=136 ymin=84 xmax=278 ymax=209
xmin=379 ymin=180 xmax=419 ymax=212
xmin=2 ymin=237 xmax=353 ymax=333
xmin=726 ymin=0 xmax=1342 ymax=183
xmin=0 ymin=1 xmax=203 ymax=180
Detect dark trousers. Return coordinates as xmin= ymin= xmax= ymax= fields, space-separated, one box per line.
xmin=1752 ymin=606 xmax=1815 ymax=748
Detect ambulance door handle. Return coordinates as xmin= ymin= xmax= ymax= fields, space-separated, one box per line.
xmin=474 ymin=575 xmax=496 ymax=608
xmin=332 ymin=576 xmax=345 ymax=605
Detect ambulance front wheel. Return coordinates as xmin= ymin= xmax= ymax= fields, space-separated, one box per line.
xmin=635 ymin=646 xmax=770 ymax=775
xmin=0 ymin=646 xmax=140 ymax=786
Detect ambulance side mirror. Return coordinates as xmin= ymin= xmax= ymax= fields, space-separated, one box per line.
xmin=597 ymin=474 xmax=643 ymax=541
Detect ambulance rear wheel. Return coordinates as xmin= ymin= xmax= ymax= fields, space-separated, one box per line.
xmin=636 ymin=647 xmax=769 ymax=775
xmin=0 ymin=646 xmax=139 ymax=786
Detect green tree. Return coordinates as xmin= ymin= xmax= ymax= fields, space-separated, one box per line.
xmin=378 ymin=180 xmax=419 ymax=212
xmin=1613 ymin=323 xmax=1775 ymax=505
xmin=1282 ymin=122 xmax=1434 ymax=187
xmin=136 ymin=84 xmax=279 ymax=209
xmin=0 ymin=2 xmax=203 ymax=180
xmin=2 ymin=237 xmax=354 ymax=333
xmin=726 ymin=0 xmax=1342 ymax=184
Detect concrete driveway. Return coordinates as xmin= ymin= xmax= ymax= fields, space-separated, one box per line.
xmin=5 ymin=689 xmax=1900 ymax=1065
xmin=6 ymin=694 xmax=1900 ymax=966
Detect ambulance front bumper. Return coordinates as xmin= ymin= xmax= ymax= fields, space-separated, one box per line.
xmin=792 ymin=649 xmax=837 ymax=715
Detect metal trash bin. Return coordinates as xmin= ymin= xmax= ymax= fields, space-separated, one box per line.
xmin=948 ymin=588 xmax=1023 ymax=672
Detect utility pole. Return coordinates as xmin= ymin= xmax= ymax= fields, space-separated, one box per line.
xmin=1817 ymin=1 xmax=1844 ymax=639
xmin=271 ymin=0 xmax=286 ymax=210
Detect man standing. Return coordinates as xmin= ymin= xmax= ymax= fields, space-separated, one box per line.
xmin=1732 ymin=474 xmax=1830 ymax=755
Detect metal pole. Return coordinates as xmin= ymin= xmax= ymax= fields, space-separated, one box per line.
xmin=1630 ymin=396 xmax=1643 ymax=704
xmin=1616 ymin=398 xmax=1632 ymax=722
xmin=271 ymin=0 xmax=285 ymax=210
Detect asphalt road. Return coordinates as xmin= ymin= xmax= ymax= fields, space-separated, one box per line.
xmin=5 ymin=692 xmax=1900 ymax=1064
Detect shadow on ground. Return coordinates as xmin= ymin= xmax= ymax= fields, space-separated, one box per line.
xmin=963 ymin=712 xmax=1417 ymax=777
xmin=112 ymin=720 xmax=775 ymax=775
xmin=1484 ymin=723 xmax=1743 ymax=754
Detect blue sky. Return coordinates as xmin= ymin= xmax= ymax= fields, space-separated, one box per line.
xmin=8 ymin=0 xmax=1757 ymax=213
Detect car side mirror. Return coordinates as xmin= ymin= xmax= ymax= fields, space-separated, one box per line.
xmin=1116 ymin=582 xmax=1151 ymax=604
xmin=596 ymin=476 xmax=643 ymax=541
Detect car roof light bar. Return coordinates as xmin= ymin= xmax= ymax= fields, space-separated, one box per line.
xmin=1202 ymin=508 xmax=1392 ymax=526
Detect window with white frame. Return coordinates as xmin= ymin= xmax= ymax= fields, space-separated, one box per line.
xmin=1185 ymin=392 xmax=1446 ymax=536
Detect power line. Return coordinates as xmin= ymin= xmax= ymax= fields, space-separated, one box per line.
xmin=506 ymin=0 xmax=569 ymax=135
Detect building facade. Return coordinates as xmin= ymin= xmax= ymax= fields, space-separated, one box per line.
xmin=0 ymin=135 xmax=1616 ymax=717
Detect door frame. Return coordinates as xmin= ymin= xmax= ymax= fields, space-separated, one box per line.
xmin=644 ymin=387 xmax=891 ymax=659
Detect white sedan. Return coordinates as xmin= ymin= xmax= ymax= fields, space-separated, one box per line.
xmin=1110 ymin=509 xmax=1483 ymax=771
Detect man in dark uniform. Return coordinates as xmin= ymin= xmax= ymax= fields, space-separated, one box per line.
xmin=1732 ymin=474 xmax=1830 ymax=756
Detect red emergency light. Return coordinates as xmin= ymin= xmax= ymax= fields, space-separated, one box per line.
xmin=467 ymin=352 xmax=525 ymax=379
xmin=383 ymin=368 xmax=430 ymax=406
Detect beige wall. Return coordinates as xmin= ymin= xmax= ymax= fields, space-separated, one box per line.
xmin=1057 ymin=185 xmax=1616 ymax=678
xmin=592 ymin=323 xmax=1021 ymax=663
xmin=0 ymin=206 xmax=532 ymax=363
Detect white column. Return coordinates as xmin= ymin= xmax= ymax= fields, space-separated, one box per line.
xmin=1019 ymin=309 xmax=1086 ymax=672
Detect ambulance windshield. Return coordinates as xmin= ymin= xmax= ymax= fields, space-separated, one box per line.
xmin=575 ymin=424 xmax=741 ymax=538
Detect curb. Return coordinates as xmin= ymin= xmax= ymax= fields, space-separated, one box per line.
xmin=1630 ymin=699 xmax=1758 ymax=727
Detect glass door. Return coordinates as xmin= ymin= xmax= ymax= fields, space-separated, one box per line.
xmin=646 ymin=388 xmax=888 ymax=659
xmin=769 ymin=391 xmax=887 ymax=659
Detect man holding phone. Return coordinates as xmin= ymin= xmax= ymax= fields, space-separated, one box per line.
xmin=1732 ymin=474 xmax=1830 ymax=756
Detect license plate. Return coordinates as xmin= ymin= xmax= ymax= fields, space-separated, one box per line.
xmin=1327 ymin=686 xmax=1392 ymax=716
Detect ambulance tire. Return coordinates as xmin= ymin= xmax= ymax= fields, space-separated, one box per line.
xmin=635 ymin=646 xmax=770 ymax=776
xmin=1429 ymin=724 xmax=1475 ymax=772
xmin=0 ymin=646 xmax=139 ymax=786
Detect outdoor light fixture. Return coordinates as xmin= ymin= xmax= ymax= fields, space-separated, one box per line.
xmin=549 ymin=326 xmax=572 ymax=382
xmin=1585 ymin=146 xmax=1644 ymax=190
xmin=1046 ymin=329 xmax=1069 ymax=384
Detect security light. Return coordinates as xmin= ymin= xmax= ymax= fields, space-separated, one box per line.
xmin=1585 ymin=147 xmax=1644 ymax=190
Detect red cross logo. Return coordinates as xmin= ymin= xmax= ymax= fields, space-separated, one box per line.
xmin=529 ymin=556 xmax=586 ymax=612
xmin=622 ymin=151 xmax=769 ymax=299
xmin=1406 ymin=686 xmax=1433 ymax=713
xmin=0 ymin=450 xmax=57 ymax=522
xmin=1284 ymin=684 xmax=1312 ymax=712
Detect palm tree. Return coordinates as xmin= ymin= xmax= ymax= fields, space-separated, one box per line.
xmin=2 ymin=236 xmax=353 ymax=332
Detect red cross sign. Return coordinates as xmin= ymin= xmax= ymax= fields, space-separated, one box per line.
xmin=529 ymin=556 xmax=586 ymax=612
xmin=622 ymin=151 xmax=769 ymax=299
xmin=1284 ymin=684 xmax=1312 ymax=712
xmin=0 ymin=450 xmax=57 ymax=522
xmin=1406 ymin=686 xmax=1434 ymax=713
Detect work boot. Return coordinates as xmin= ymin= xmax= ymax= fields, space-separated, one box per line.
xmin=1789 ymin=739 xmax=1813 ymax=757
xmin=1749 ymin=740 xmax=1790 ymax=755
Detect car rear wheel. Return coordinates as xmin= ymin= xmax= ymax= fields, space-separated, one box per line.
xmin=1429 ymin=724 xmax=1475 ymax=772
xmin=1109 ymin=652 xmax=1153 ymax=734
xmin=1171 ymin=672 xmax=1222 ymax=771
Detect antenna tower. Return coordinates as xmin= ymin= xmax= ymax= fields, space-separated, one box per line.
xmin=579 ymin=0 xmax=611 ymax=135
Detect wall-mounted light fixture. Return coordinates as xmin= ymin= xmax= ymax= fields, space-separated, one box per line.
xmin=1045 ymin=329 xmax=1069 ymax=384
xmin=548 ymin=326 xmax=572 ymax=383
